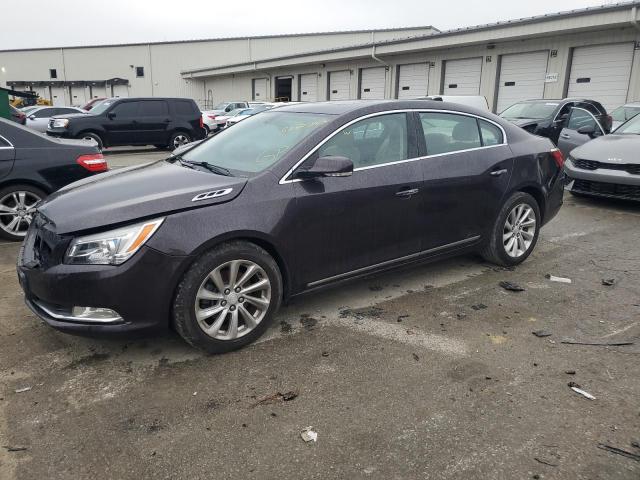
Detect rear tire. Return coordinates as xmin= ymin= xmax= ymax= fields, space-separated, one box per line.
xmin=0 ymin=184 xmax=47 ymax=241
xmin=78 ymin=132 xmax=103 ymax=150
xmin=169 ymin=132 xmax=191 ymax=151
xmin=172 ymin=241 xmax=282 ymax=353
xmin=481 ymin=192 xmax=540 ymax=267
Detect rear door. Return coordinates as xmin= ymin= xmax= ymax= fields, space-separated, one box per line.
xmin=557 ymin=107 xmax=605 ymax=158
xmin=291 ymin=112 xmax=424 ymax=286
xmin=136 ymin=100 xmax=170 ymax=144
xmin=0 ymin=134 xmax=16 ymax=181
xmin=417 ymin=111 xmax=513 ymax=249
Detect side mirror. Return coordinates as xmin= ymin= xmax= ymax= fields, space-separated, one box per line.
xmin=107 ymin=112 xmax=116 ymax=119
xmin=28 ymin=115 xmax=35 ymax=120
xmin=577 ymin=125 xmax=597 ymax=137
xmin=225 ymin=107 xmax=232 ymax=112
xmin=554 ymin=114 xmax=568 ymax=126
xmin=295 ymin=156 xmax=353 ymax=180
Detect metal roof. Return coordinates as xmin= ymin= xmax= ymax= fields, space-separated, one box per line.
xmin=182 ymin=1 xmax=640 ymax=76
xmin=0 ymin=26 xmax=436 ymax=53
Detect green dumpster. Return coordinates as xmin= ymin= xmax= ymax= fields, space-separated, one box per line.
xmin=0 ymin=87 xmax=9 ymax=120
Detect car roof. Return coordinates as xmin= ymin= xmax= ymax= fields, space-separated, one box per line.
xmin=270 ymin=99 xmax=490 ymax=116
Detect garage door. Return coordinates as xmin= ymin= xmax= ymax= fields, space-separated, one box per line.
xmin=496 ymin=51 xmax=549 ymax=113
xmin=329 ymin=71 xmax=351 ymax=100
xmin=567 ymin=43 xmax=634 ymax=111
xmin=397 ymin=63 xmax=429 ymax=99
xmin=299 ymin=74 xmax=318 ymax=102
xmin=360 ymin=67 xmax=386 ymax=99
xmin=50 ymin=86 xmax=67 ymax=106
xmin=112 ymin=84 xmax=129 ymax=99
xmin=69 ymin=85 xmax=88 ymax=106
xmin=443 ymin=58 xmax=482 ymax=95
xmin=253 ymin=78 xmax=268 ymax=101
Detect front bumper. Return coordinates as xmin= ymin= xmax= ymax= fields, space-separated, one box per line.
xmin=45 ymin=128 xmax=68 ymax=138
xmin=564 ymin=160 xmax=640 ymax=201
xmin=17 ymin=240 xmax=191 ymax=335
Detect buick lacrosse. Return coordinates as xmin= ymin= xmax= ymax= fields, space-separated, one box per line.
xmin=17 ymin=100 xmax=564 ymax=352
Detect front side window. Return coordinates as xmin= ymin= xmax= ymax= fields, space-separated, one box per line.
xmin=420 ymin=112 xmax=482 ymax=155
xmin=567 ymin=108 xmax=602 ymax=133
xmin=317 ymin=113 xmax=408 ymax=169
xmin=614 ymin=114 xmax=640 ymax=135
xmin=181 ymin=111 xmax=331 ymax=174
xmin=111 ymin=101 xmax=139 ymax=117
xmin=32 ymin=108 xmax=53 ymax=118
xmin=139 ymin=101 xmax=168 ymax=116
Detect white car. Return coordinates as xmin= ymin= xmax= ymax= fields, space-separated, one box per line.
xmin=610 ymin=102 xmax=640 ymax=131
xmin=201 ymin=101 xmax=250 ymax=134
xmin=418 ymin=95 xmax=490 ymax=111
xmin=225 ymin=104 xmax=276 ymax=127
xmin=24 ymin=106 xmax=86 ymax=133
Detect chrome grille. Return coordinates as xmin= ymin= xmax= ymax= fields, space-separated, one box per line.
xmin=573 ymin=158 xmax=640 ymax=175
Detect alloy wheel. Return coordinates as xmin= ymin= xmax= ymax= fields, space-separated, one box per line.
xmin=173 ymin=134 xmax=190 ymax=149
xmin=0 ymin=191 xmax=41 ymax=238
xmin=503 ymin=203 xmax=536 ymax=258
xmin=194 ymin=259 xmax=272 ymax=341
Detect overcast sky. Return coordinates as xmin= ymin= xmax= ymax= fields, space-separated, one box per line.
xmin=0 ymin=0 xmax=619 ymax=50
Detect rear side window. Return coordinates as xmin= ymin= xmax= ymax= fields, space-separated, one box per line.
xmin=139 ymin=101 xmax=168 ymax=116
xmin=479 ymin=120 xmax=503 ymax=146
xmin=174 ymin=101 xmax=196 ymax=116
xmin=32 ymin=109 xmax=53 ymax=118
xmin=419 ymin=112 xmax=482 ymax=155
xmin=318 ymin=113 xmax=408 ymax=169
xmin=111 ymin=102 xmax=139 ymax=117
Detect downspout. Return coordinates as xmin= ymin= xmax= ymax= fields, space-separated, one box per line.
xmin=631 ymin=6 xmax=640 ymax=32
xmin=371 ymin=45 xmax=391 ymax=98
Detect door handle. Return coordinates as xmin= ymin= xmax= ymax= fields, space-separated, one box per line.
xmin=560 ymin=133 xmax=571 ymax=139
xmin=396 ymin=188 xmax=419 ymax=198
xmin=490 ymin=169 xmax=508 ymax=177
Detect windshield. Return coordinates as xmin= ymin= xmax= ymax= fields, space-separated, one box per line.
xmin=213 ymin=102 xmax=230 ymax=110
xmin=89 ymin=100 xmax=113 ymax=115
xmin=611 ymin=106 xmax=640 ymax=123
xmin=500 ymin=102 xmax=559 ymax=120
xmin=181 ymin=111 xmax=332 ymax=174
xmin=22 ymin=107 xmax=37 ymax=114
xmin=614 ymin=114 xmax=640 ymax=135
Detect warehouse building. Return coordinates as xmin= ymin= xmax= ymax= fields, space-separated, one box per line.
xmin=1 ymin=2 xmax=640 ymax=112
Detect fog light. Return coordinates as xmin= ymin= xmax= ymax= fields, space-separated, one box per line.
xmin=71 ymin=306 xmax=122 ymax=322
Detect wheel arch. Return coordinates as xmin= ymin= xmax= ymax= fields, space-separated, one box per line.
xmin=75 ymin=129 xmax=105 ymax=146
xmin=0 ymin=179 xmax=52 ymax=196
xmin=517 ymin=185 xmax=546 ymax=223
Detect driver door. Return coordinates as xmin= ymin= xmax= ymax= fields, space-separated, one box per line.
xmin=557 ymin=107 xmax=605 ymax=158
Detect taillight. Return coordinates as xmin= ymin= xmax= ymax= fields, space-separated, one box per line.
xmin=77 ymin=153 xmax=108 ymax=172
xmin=199 ymin=116 xmax=204 ymax=129
xmin=550 ymin=148 xmax=564 ymax=168
xmin=207 ymin=115 xmax=217 ymax=120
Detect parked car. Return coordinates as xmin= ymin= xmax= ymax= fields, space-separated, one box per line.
xmin=18 ymin=100 xmax=564 ymax=353
xmin=609 ymin=102 xmax=640 ymax=131
xmin=201 ymin=101 xmax=250 ymax=134
xmin=81 ymin=98 xmax=107 ymax=111
xmin=419 ymin=95 xmax=489 ymax=111
xmin=9 ymin=105 xmax=26 ymax=125
xmin=46 ymin=97 xmax=206 ymax=150
xmin=564 ymin=112 xmax=640 ymax=202
xmin=24 ymin=106 xmax=86 ymax=133
xmin=499 ymin=98 xmax=611 ymax=145
xmin=226 ymin=105 xmax=275 ymax=127
xmin=0 ymin=118 xmax=107 ymax=241
xmin=555 ymin=105 xmax=612 ymax=158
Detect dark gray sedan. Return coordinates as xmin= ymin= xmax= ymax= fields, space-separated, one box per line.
xmin=564 ymin=114 xmax=640 ymax=202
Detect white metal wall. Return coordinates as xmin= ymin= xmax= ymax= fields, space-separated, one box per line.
xmin=496 ymin=51 xmax=549 ymax=113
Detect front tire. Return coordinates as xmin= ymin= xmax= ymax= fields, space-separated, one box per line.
xmin=0 ymin=184 xmax=46 ymax=241
xmin=172 ymin=241 xmax=282 ymax=353
xmin=481 ymin=192 xmax=540 ymax=267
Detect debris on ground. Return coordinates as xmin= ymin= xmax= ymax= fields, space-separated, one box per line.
xmin=602 ymin=278 xmax=616 ymax=286
xmin=300 ymin=316 xmax=318 ymax=330
xmin=597 ymin=443 xmax=640 ymax=462
xmin=499 ymin=281 xmax=525 ymax=292
xmin=2 ymin=445 xmax=28 ymax=452
xmin=457 ymin=313 xmax=467 ymax=320
xmin=321 ymin=351 xmax=330 ymax=357
xmin=471 ymin=304 xmax=488 ymax=311
xmin=532 ymin=330 xmax=552 ymax=338
xmin=412 ymin=353 xmax=420 ymax=362
xmin=631 ymin=440 xmax=640 ymax=449
xmin=561 ymin=339 xmax=634 ymax=347
xmin=545 ymin=274 xmax=572 ymax=284
xmin=252 ymin=390 xmax=298 ymax=407
xmin=280 ymin=320 xmax=292 ymax=333
xmin=339 ymin=306 xmax=384 ymax=320
xmin=14 ymin=387 xmax=31 ymax=394
xmin=565 ymin=370 xmax=576 ymax=375
xmin=568 ymin=382 xmax=596 ymax=400
xmin=300 ymin=426 xmax=318 ymax=443
xmin=397 ymin=315 xmax=409 ymax=322
xmin=534 ymin=457 xmax=559 ymax=467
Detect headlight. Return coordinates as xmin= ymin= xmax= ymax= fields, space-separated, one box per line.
xmin=52 ymin=118 xmax=69 ymax=128
xmin=65 ymin=218 xmax=164 ymax=265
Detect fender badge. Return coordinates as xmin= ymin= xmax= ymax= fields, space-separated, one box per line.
xmin=192 ymin=188 xmax=233 ymax=202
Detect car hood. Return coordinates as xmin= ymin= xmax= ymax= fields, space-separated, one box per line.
xmin=506 ymin=118 xmax=542 ymax=127
xmin=38 ymin=160 xmax=248 ymax=234
xmin=50 ymin=112 xmax=91 ymax=120
xmin=571 ymin=134 xmax=640 ymax=164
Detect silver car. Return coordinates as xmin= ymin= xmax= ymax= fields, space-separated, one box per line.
xmin=610 ymin=102 xmax=640 ymax=131
xmin=25 ymin=106 xmax=86 ymax=133
xmin=564 ymin=113 xmax=640 ymax=202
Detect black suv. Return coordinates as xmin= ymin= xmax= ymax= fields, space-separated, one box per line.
xmin=499 ymin=98 xmax=611 ymax=145
xmin=46 ymin=97 xmax=206 ymax=150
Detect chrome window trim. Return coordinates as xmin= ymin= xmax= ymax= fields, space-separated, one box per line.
xmin=566 ymin=107 xmax=605 ymax=135
xmin=307 ymin=235 xmax=481 ymax=288
xmin=0 ymin=134 xmax=14 ymax=149
xmin=279 ymin=108 xmax=508 ymax=184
